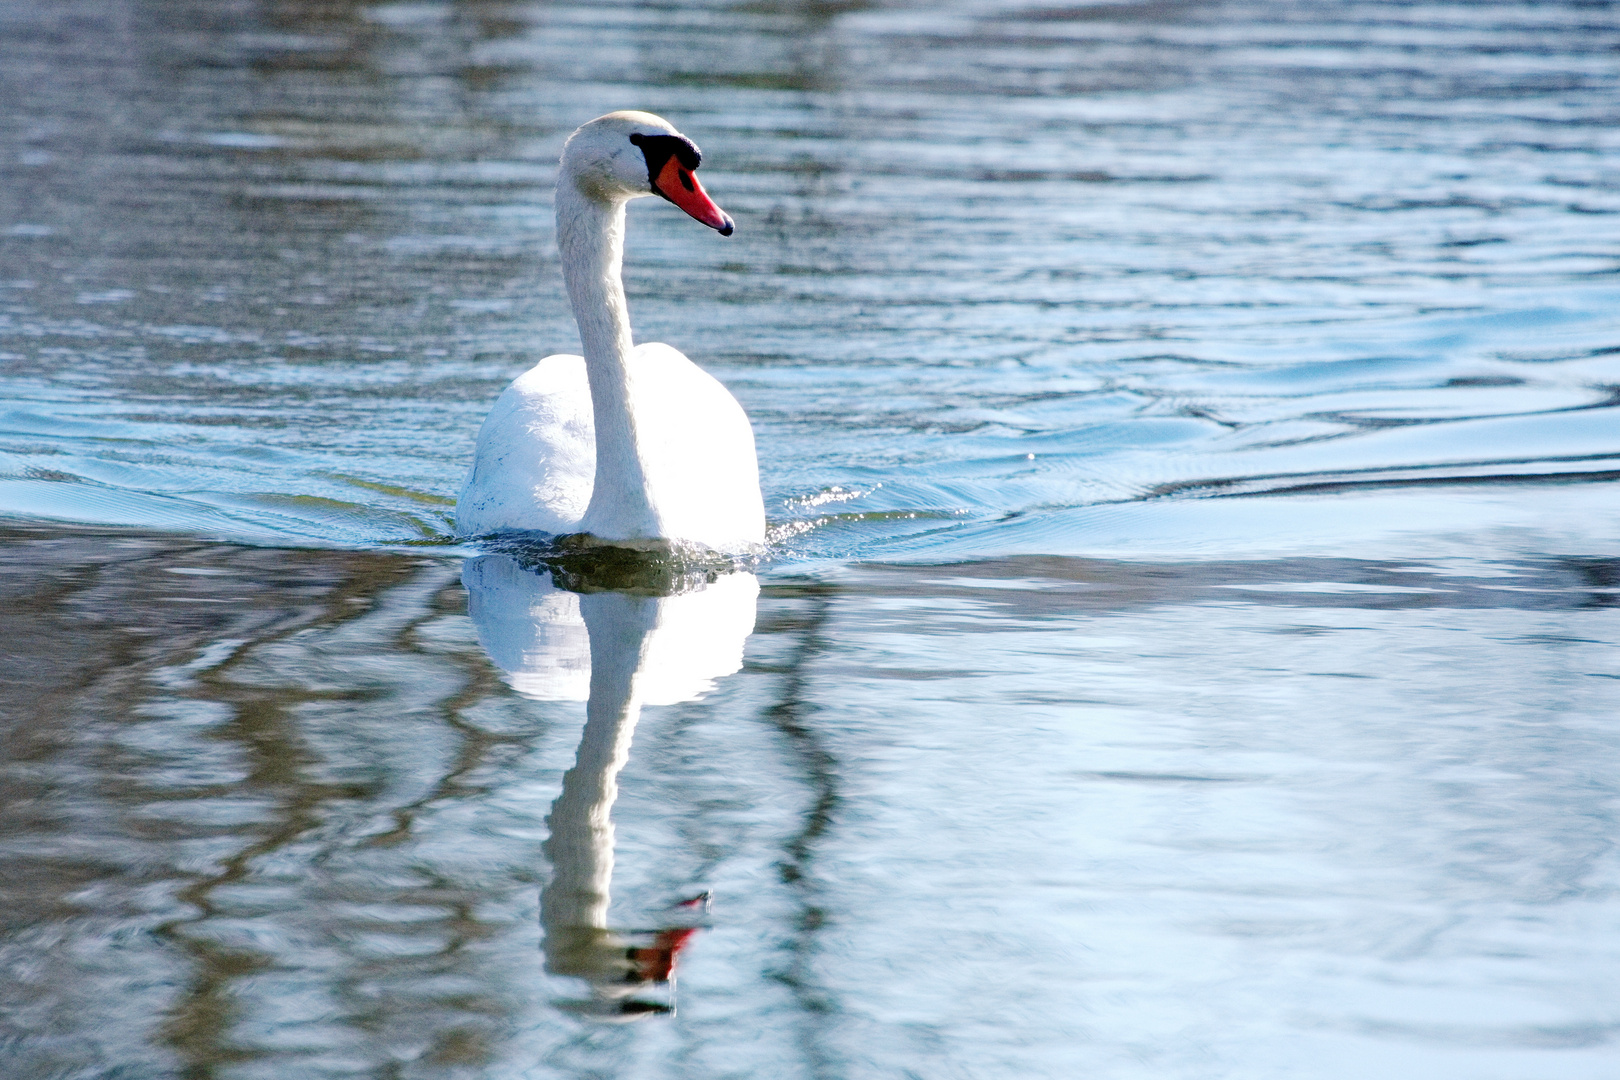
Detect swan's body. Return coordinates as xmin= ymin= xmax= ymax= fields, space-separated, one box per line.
xmin=456 ymin=346 xmax=762 ymax=546
xmin=456 ymin=111 xmax=766 ymax=551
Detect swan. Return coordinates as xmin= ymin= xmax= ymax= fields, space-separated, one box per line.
xmin=456 ymin=111 xmax=766 ymax=552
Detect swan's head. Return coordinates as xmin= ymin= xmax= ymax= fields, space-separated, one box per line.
xmin=561 ymin=111 xmax=734 ymax=236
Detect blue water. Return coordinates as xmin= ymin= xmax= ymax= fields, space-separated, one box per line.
xmin=2 ymin=0 xmax=1616 ymax=558
xmin=1 ymin=1 xmax=1618 ymax=1077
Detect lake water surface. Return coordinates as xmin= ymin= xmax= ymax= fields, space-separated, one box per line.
xmin=2 ymin=1 xmax=1618 ymax=1077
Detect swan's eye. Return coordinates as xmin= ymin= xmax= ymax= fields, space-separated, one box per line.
xmin=628 ymin=132 xmax=703 ymax=190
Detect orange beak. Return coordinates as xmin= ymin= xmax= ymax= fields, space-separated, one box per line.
xmin=654 ymin=156 xmax=734 ymax=236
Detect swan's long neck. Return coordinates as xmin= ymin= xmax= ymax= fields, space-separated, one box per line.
xmin=556 ymin=179 xmax=661 ymax=540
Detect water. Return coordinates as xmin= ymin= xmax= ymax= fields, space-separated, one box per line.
xmin=1 ymin=0 xmax=1618 ymax=1076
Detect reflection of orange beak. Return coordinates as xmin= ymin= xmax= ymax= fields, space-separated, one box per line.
xmin=654 ymin=156 xmax=734 ymax=236
xmin=628 ymin=926 xmax=700 ymax=983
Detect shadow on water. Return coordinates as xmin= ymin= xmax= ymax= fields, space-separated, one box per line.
xmin=480 ymin=532 xmax=760 ymax=596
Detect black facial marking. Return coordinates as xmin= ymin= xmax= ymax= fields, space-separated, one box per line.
xmin=628 ymin=132 xmax=702 ymax=199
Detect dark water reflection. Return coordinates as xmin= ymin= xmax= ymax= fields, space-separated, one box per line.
xmin=3 ymin=526 xmax=1618 ymax=1077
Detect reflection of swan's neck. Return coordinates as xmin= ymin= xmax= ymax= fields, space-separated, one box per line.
xmin=540 ymin=592 xmax=656 ymax=951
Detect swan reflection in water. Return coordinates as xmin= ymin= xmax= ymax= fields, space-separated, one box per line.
xmin=463 ymin=553 xmax=759 ymax=1019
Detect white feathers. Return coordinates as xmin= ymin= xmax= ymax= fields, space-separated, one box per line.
xmin=455 ymin=112 xmax=765 ymax=552
xmin=457 ymin=355 xmax=595 ymax=537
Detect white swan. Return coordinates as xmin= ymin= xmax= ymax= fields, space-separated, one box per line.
xmin=456 ymin=111 xmax=766 ymax=552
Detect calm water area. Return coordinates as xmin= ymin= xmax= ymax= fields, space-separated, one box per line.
xmin=2 ymin=0 xmax=1619 ymax=1076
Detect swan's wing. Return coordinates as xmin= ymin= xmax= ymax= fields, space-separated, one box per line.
xmin=628 ymin=343 xmax=766 ymax=548
xmin=456 ymin=354 xmax=595 ymax=536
